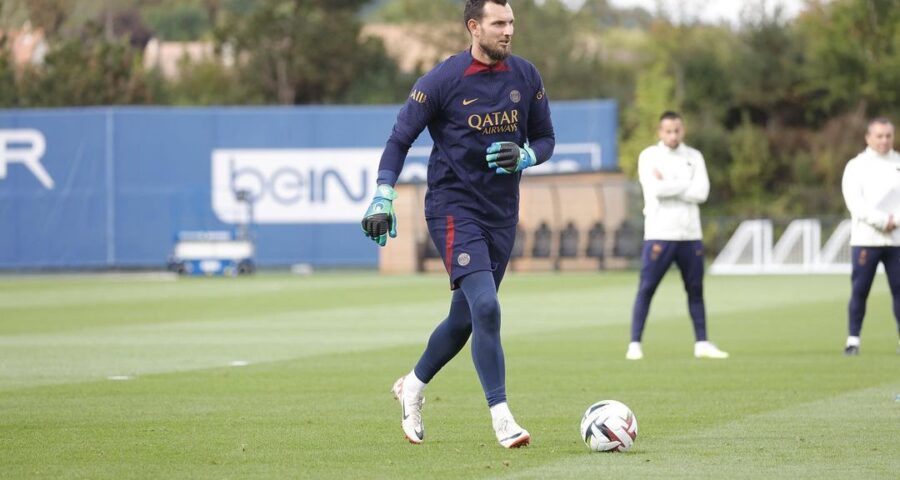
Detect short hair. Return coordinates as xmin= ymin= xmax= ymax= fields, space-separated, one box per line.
xmin=867 ymin=117 xmax=894 ymax=132
xmin=464 ymin=0 xmax=508 ymax=31
xmin=659 ymin=111 xmax=682 ymax=123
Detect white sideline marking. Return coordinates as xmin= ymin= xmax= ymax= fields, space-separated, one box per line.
xmin=106 ymin=375 xmax=132 ymax=381
xmin=229 ymin=360 xmax=250 ymax=367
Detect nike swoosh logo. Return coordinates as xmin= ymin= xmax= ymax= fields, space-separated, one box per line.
xmin=500 ymin=432 xmax=522 ymax=442
xmin=402 ymin=403 xmax=409 ymax=420
xmin=462 ymin=98 xmax=478 ymax=105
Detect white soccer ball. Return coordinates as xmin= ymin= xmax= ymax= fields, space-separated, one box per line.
xmin=580 ymin=400 xmax=638 ymax=452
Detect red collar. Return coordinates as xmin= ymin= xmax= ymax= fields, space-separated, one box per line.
xmin=464 ymin=57 xmax=511 ymax=77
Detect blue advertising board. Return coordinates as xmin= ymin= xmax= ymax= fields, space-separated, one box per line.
xmin=0 ymin=101 xmax=617 ymax=269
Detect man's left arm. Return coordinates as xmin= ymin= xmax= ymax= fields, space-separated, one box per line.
xmin=525 ymin=75 xmax=555 ymax=164
xmin=679 ymin=152 xmax=710 ymax=204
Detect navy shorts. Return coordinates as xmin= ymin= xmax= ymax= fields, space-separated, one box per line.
xmin=638 ymin=240 xmax=704 ymax=291
xmin=426 ymin=216 xmax=516 ymax=290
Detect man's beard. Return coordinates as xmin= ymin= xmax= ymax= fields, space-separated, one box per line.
xmin=479 ymin=39 xmax=511 ymax=62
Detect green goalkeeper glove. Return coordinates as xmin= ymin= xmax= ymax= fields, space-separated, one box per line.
xmin=486 ymin=141 xmax=537 ymax=175
xmin=360 ymin=184 xmax=398 ymax=247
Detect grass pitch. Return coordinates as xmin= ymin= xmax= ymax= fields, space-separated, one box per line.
xmin=1 ymin=271 xmax=898 ymax=479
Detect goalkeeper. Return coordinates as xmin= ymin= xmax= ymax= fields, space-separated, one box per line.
xmin=361 ymin=0 xmax=554 ymax=451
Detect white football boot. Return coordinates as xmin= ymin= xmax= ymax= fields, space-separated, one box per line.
xmin=625 ymin=342 xmax=643 ymax=360
xmin=694 ymin=341 xmax=729 ymax=359
xmin=391 ymin=376 xmax=424 ymax=444
xmin=493 ymin=416 xmax=530 ymax=448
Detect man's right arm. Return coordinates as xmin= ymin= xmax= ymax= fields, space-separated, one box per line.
xmin=377 ymin=80 xmax=439 ymax=186
xmin=841 ymin=160 xmax=893 ymax=231
xmin=362 ymin=78 xmax=439 ymax=246
xmin=638 ymin=149 xmax=690 ymax=198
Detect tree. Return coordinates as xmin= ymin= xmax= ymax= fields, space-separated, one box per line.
xmin=728 ymin=4 xmax=806 ymax=127
xmin=18 ymin=21 xmax=157 ymax=106
xmin=166 ymin=58 xmax=258 ymax=105
xmin=797 ymin=0 xmax=900 ymax=118
xmin=367 ymin=0 xmax=462 ymax=23
xmin=0 ymin=0 xmax=29 ymax=31
xmin=217 ymin=0 xmax=404 ymax=104
xmin=143 ymin=1 xmax=210 ymax=41
xmin=618 ymin=60 xmax=678 ymax=175
xmin=578 ymin=0 xmax=653 ymax=29
xmin=0 ymin=36 xmax=20 ymax=107
xmin=728 ymin=113 xmax=774 ymax=215
xmin=20 ymin=0 xmax=75 ymax=39
xmin=685 ymin=112 xmax=733 ymax=212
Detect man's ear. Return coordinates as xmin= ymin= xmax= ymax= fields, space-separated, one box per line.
xmin=467 ymin=19 xmax=479 ymax=36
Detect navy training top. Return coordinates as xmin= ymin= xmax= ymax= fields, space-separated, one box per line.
xmin=377 ymin=48 xmax=555 ymax=227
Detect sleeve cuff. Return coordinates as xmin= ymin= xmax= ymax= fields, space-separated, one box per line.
xmin=376 ymin=169 xmax=399 ymax=187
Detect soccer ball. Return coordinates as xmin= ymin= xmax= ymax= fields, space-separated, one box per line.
xmin=580 ymin=400 xmax=638 ymax=452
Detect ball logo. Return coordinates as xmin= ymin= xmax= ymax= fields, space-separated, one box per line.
xmin=510 ymin=90 xmax=521 ymax=103
xmin=457 ymin=253 xmax=471 ymax=266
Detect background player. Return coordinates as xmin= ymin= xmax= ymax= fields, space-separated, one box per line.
xmin=360 ymin=0 xmax=555 ymax=448
xmin=840 ymin=117 xmax=900 ymax=355
xmin=625 ymin=111 xmax=729 ymax=360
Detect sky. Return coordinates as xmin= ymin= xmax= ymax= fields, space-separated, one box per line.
xmin=563 ymin=0 xmax=810 ymax=25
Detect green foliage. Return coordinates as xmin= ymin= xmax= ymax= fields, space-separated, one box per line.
xmin=730 ymin=7 xmax=806 ymax=126
xmin=0 ymin=37 xmax=19 ymax=107
xmin=12 ymin=0 xmax=123 ymax=40
xmin=577 ymin=0 xmax=654 ymax=29
xmin=166 ymin=58 xmax=259 ymax=105
xmin=368 ymin=0 xmax=462 ymax=23
xmin=340 ymin=38 xmax=418 ymax=104
xmin=798 ymin=0 xmax=900 ymax=116
xmin=17 ymin=24 xmax=156 ymax=106
xmin=685 ymin=112 xmax=733 ymax=209
xmin=513 ymin=0 xmax=590 ymax=100
xmin=672 ymin=26 xmax=736 ymax=121
xmin=728 ymin=113 xmax=773 ymax=215
xmin=618 ymin=60 xmax=678 ymax=176
xmin=0 ymin=0 xmax=29 ymax=31
xmin=19 ymin=0 xmax=76 ymax=39
xmin=216 ymin=0 xmax=402 ymax=104
xmin=143 ymin=1 xmax=211 ymax=41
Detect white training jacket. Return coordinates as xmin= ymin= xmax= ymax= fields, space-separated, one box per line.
xmin=841 ymin=147 xmax=900 ymax=246
xmin=637 ymin=141 xmax=710 ymax=241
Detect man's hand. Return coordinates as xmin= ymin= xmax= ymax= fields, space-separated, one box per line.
xmin=486 ymin=142 xmax=537 ymax=174
xmin=653 ymin=168 xmax=663 ymax=180
xmin=361 ymin=184 xmax=398 ymax=246
xmin=886 ymin=214 xmax=897 ymax=233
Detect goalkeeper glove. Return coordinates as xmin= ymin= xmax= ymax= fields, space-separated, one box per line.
xmin=360 ymin=184 xmax=398 ymax=247
xmin=486 ymin=141 xmax=537 ymax=175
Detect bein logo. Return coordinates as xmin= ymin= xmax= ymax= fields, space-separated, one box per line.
xmin=211 ymin=149 xmax=381 ymax=224
xmin=0 ymin=129 xmax=54 ymax=189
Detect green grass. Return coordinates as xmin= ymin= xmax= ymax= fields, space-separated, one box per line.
xmin=1 ymin=271 xmax=898 ymax=479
